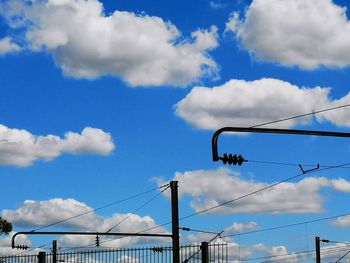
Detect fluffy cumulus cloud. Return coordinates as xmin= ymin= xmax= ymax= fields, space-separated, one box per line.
xmin=175 ymin=78 xmax=350 ymax=130
xmin=0 ymin=37 xmax=21 ymax=55
xmin=0 ymin=0 xmax=218 ymax=87
xmin=224 ymin=221 xmax=258 ymax=235
xmin=1 ymin=198 xmax=169 ymax=249
xmin=2 ymin=198 xmax=100 ymax=229
xmin=0 ymin=124 xmax=115 ymax=167
xmin=318 ymin=243 xmax=350 ymax=262
xmin=184 ymin=230 xmax=265 ymax=262
xmin=332 ymin=213 xmax=350 ymax=227
xmin=226 ymin=0 xmax=350 ymax=69
xmin=263 ymin=246 xmax=299 ymax=263
xmin=158 ymin=168 xmax=350 ymax=215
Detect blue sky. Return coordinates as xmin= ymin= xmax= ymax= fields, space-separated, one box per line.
xmin=1 ymin=0 xmax=350 ymax=262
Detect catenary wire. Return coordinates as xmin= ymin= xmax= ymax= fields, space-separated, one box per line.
xmin=31 ymin=184 xmax=169 ymax=232
xmin=221 ymin=211 xmax=350 ymax=238
xmin=86 ymin=161 xmax=350 ymax=248
xmin=52 ymin=163 xmax=350 ymax=252
xmin=246 ymin=159 xmax=350 ymax=169
xmin=250 ymin=103 xmax=350 ymax=128
xmin=60 ymin=186 xmax=172 ymax=251
xmin=106 ymin=185 xmax=170 ymax=232
xmin=238 ymin=245 xmax=350 ymax=262
xmin=179 ymin=162 xmax=350 ymax=221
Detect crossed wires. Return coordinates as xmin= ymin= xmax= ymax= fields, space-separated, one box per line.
xmin=31 ymin=184 xmax=169 ymax=232
xmin=10 ymin=184 xmax=170 ymax=252
xmin=59 ymin=184 xmax=171 ymax=251
xmin=108 ymin=161 xmax=350 ymax=244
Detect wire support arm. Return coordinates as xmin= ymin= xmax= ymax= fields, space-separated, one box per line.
xmin=12 ymin=231 xmax=173 ymax=249
xmin=212 ymin=127 xmax=350 ymax=162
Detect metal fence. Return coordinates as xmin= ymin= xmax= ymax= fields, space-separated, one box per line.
xmin=0 ymin=243 xmax=227 ymax=263
xmin=0 ymin=254 xmax=38 ymax=263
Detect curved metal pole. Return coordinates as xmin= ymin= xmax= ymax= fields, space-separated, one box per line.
xmin=212 ymin=127 xmax=350 ymax=162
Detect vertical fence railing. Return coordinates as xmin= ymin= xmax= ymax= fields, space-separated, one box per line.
xmin=0 ymin=243 xmax=227 ymax=263
xmin=0 ymin=253 xmax=38 ymax=263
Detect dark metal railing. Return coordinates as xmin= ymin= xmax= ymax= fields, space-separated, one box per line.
xmin=0 ymin=243 xmax=227 ymax=263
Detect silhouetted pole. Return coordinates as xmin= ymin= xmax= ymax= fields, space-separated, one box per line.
xmin=37 ymin=251 xmax=46 ymax=263
xmin=315 ymin=236 xmax=321 ymax=263
xmin=201 ymin=242 xmax=209 ymax=263
xmin=170 ymin=181 xmax=180 ymax=263
xmin=52 ymin=240 xmax=57 ymax=263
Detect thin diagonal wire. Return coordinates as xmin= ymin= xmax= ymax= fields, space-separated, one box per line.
xmin=180 ymin=162 xmax=350 ymax=220
xmin=106 ymin=185 xmax=170 ymax=233
xmin=31 ymin=184 xmax=169 ymax=232
xmin=221 ymin=211 xmax=350 ymax=238
xmin=250 ymin=103 xmax=350 ymax=128
xmin=60 ymin=187 xmax=172 ymax=251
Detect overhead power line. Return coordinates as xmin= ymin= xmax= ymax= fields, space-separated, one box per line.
xmin=60 ymin=186 xmax=172 ymax=251
xmin=237 ymin=245 xmax=350 ymax=262
xmin=108 ymin=161 xmax=350 ymax=244
xmin=106 ymin=185 xmax=170 ymax=233
xmin=247 ymin=159 xmax=350 ymax=169
xmin=31 ymin=184 xmax=169 ymax=232
xmin=250 ymin=103 xmax=350 ymax=128
xmin=180 ymin=162 xmax=350 ymax=220
xmin=221 ymin=211 xmax=350 ymax=238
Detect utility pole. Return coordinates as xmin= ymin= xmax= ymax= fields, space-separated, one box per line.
xmin=315 ymin=237 xmax=321 ymax=263
xmin=170 ymin=181 xmax=180 ymax=263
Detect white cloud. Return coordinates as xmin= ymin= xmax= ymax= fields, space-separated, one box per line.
xmin=159 ymin=168 xmax=350 ymax=215
xmin=0 ymin=125 xmax=115 ymax=167
xmin=2 ymin=198 xmax=100 ymax=229
xmin=2 ymin=198 xmax=169 ymax=249
xmin=332 ymin=215 xmax=350 ymax=227
xmin=319 ymin=243 xmax=350 ymax=262
xmin=1 ymin=0 xmax=218 ymax=87
xmin=0 ymin=37 xmax=21 ymax=55
xmin=175 ymin=78 xmax=350 ymax=130
xmin=330 ymin=178 xmax=350 ymax=193
xmin=263 ymin=246 xmax=298 ymax=263
xmin=224 ymin=222 xmax=258 ymax=235
xmin=225 ymin=0 xmax=350 ymax=69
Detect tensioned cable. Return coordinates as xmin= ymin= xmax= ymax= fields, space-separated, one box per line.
xmin=106 ymin=185 xmax=170 ymax=232
xmin=237 ymin=245 xmax=350 ymax=262
xmin=96 ymin=161 xmax=350 ymax=244
xmin=31 ymin=184 xmax=169 ymax=232
xmin=250 ymin=103 xmax=350 ymax=128
xmin=179 ymin=162 xmax=350 ymax=221
xmin=54 ymin=162 xmax=350 ymax=251
xmin=60 ymin=186 xmax=172 ymax=251
xmin=247 ymin=159 xmax=350 ymax=169
xmin=221 ymin=211 xmax=350 ymax=238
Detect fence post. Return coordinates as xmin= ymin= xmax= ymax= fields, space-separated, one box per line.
xmin=52 ymin=240 xmax=57 ymax=263
xmin=201 ymin=242 xmax=209 ymax=263
xmin=315 ymin=237 xmax=321 ymax=263
xmin=170 ymin=181 xmax=180 ymax=263
xmin=38 ymin=251 xmax=46 ymax=263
